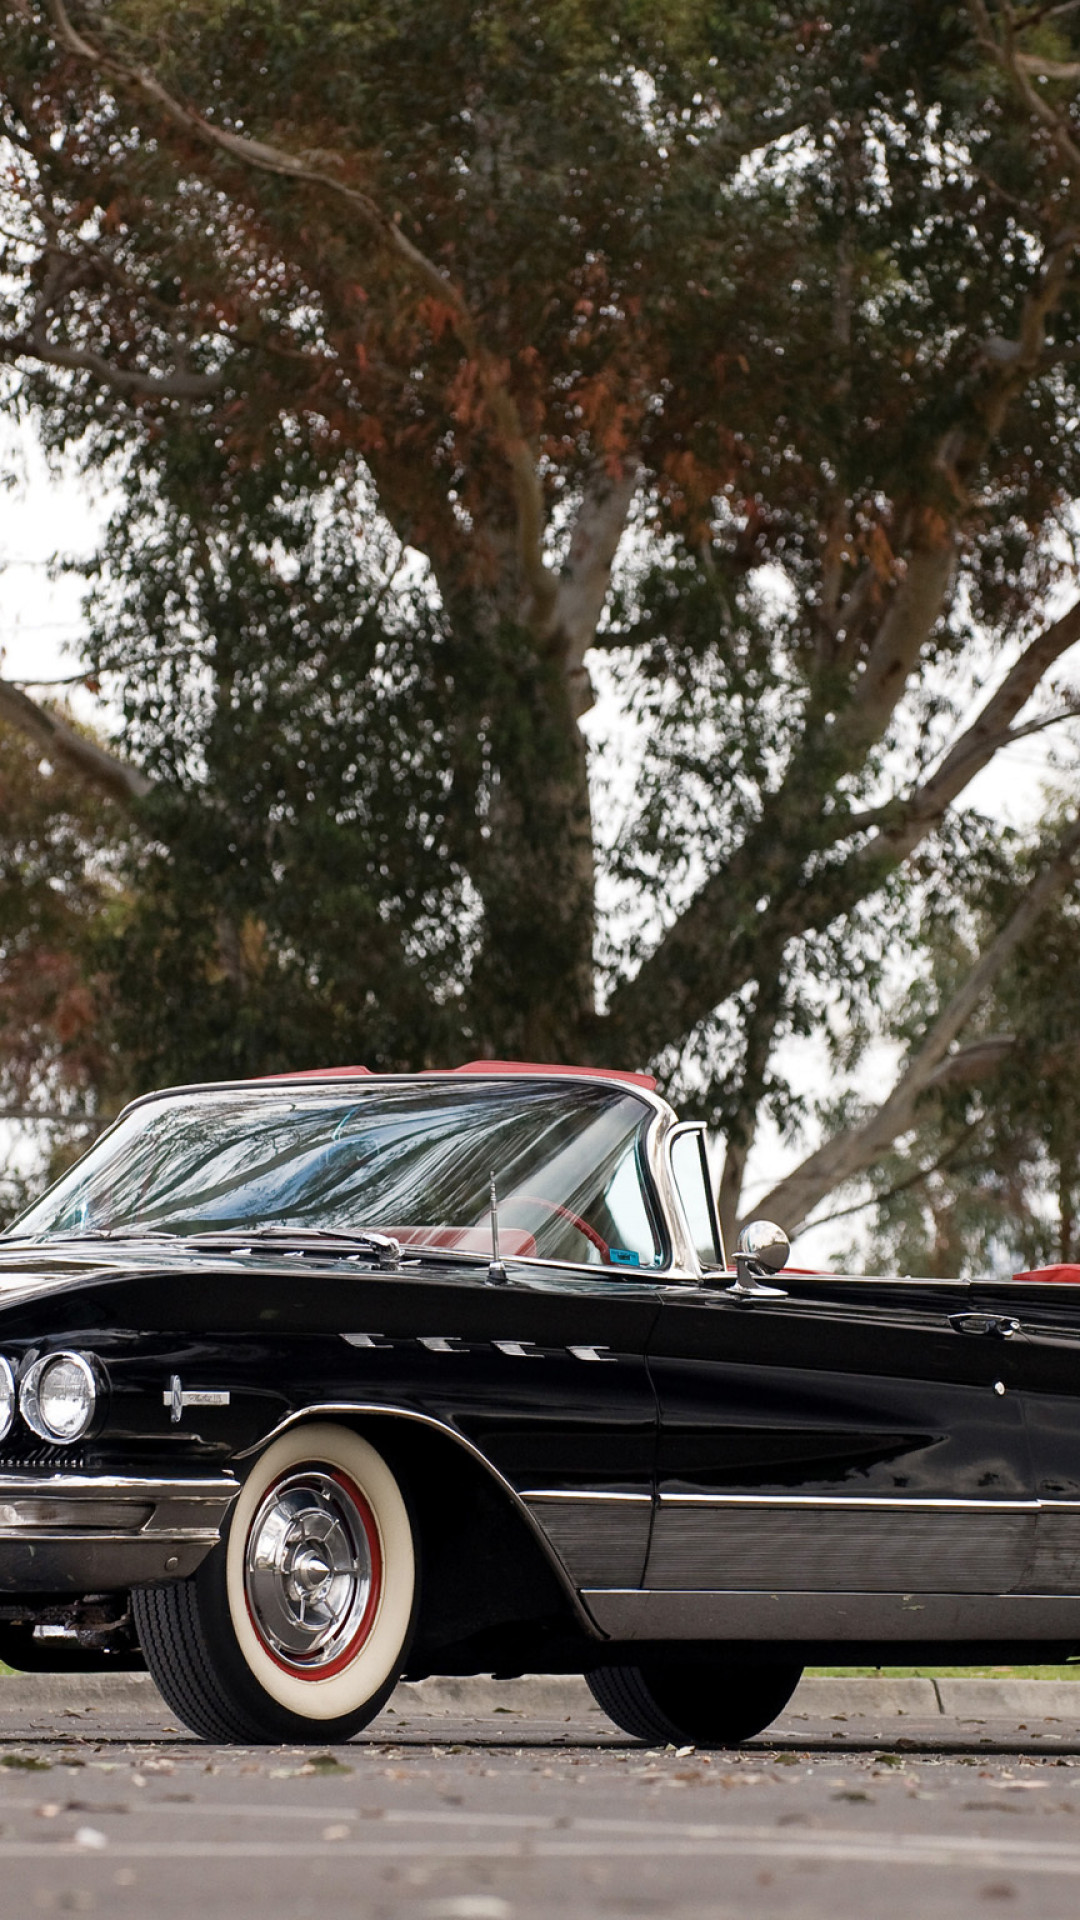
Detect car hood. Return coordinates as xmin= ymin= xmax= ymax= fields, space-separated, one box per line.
xmin=0 ymin=1240 xmax=247 ymax=1309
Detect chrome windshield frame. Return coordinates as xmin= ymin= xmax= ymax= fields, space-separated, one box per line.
xmin=6 ymin=1071 xmax=701 ymax=1282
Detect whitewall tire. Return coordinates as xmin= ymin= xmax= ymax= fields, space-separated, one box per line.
xmin=133 ymin=1424 xmax=417 ymax=1743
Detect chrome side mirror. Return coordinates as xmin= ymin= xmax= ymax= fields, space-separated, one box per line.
xmin=728 ymin=1220 xmax=790 ymax=1299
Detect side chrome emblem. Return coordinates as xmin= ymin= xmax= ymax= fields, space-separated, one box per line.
xmin=164 ymin=1375 xmax=231 ymax=1424
xmin=339 ymin=1334 xmax=617 ymax=1364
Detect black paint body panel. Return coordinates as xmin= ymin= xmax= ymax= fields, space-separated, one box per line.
xmin=2 ymin=1243 xmax=1080 ymax=1661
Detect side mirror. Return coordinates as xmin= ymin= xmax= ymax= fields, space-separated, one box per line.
xmin=728 ymin=1220 xmax=790 ymax=1299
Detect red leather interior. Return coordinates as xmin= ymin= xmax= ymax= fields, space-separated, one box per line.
xmin=259 ymin=1060 xmax=656 ymax=1090
xmin=1012 ymin=1265 xmax=1080 ymax=1283
xmin=449 ymin=1060 xmax=658 ymax=1091
xmin=390 ymin=1224 xmax=538 ymax=1257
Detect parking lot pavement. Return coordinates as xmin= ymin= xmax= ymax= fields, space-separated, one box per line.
xmin=2 ymin=1687 xmax=1080 ymax=1918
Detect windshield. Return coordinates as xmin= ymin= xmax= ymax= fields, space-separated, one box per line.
xmin=8 ymin=1080 xmax=665 ymax=1270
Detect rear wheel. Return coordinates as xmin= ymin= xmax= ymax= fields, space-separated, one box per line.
xmin=586 ymin=1659 xmax=803 ymax=1746
xmin=133 ymin=1425 xmax=416 ymax=1743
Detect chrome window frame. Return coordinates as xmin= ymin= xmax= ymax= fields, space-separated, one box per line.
xmin=662 ymin=1121 xmax=726 ymax=1277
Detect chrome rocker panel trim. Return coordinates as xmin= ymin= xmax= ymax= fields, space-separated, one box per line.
xmin=0 ymin=1471 xmax=240 ymax=1592
xmin=583 ymin=1589 xmax=1080 ymax=1642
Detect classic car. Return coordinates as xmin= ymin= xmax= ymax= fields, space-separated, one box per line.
xmin=0 ymin=1060 xmax=1077 ymax=1748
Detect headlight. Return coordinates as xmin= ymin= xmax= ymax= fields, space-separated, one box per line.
xmin=0 ymin=1358 xmax=14 ymax=1442
xmin=20 ymin=1352 xmax=100 ymax=1443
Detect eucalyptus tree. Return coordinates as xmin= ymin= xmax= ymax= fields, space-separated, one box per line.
xmin=800 ymin=837 xmax=1080 ymax=1277
xmin=0 ymin=714 xmax=131 ymax=1214
xmin=4 ymin=0 xmax=1080 ymax=1239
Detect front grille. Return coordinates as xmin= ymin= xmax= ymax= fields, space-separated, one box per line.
xmin=0 ymin=1445 xmax=87 ymax=1471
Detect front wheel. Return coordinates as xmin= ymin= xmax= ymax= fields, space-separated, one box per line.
xmin=133 ymin=1424 xmax=416 ymax=1743
xmin=586 ymin=1659 xmax=803 ymax=1746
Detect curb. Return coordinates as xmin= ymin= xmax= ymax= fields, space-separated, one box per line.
xmin=0 ymin=1671 xmax=1076 ymax=1722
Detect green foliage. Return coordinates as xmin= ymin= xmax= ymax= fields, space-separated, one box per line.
xmin=81 ymin=441 xmax=479 ymax=1081
xmin=845 ymin=834 xmax=1080 ymax=1277
xmin=0 ymin=720 xmax=133 ymax=1219
xmin=4 ymin=0 xmax=1080 ymax=1238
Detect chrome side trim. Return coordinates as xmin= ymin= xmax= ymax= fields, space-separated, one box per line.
xmin=233 ymin=1402 xmax=605 ymax=1636
xmin=582 ymin=1588 xmax=1080 ymax=1643
xmin=659 ymin=1493 xmax=1046 ymax=1512
xmin=523 ymin=1491 xmax=652 ymax=1505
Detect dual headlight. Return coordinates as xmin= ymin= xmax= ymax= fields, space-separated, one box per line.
xmin=0 ymin=1352 xmax=101 ymax=1445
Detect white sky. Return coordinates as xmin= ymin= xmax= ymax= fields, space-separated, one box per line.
xmin=0 ymin=427 xmax=114 ymax=716
xmin=3 ymin=428 xmax=1079 ymax=1265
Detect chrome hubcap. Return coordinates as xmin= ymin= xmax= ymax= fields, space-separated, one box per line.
xmin=244 ymin=1469 xmax=377 ymax=1669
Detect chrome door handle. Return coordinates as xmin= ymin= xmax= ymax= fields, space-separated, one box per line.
xmin=950 ymin=1312 xmax=1020 ymax=1338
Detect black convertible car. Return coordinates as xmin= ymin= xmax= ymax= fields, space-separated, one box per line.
xmin=0 ymin=1061 xmax=1076 ymax=1747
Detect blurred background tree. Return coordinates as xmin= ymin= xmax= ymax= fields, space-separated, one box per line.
xmin=808 ymin=830 xmax=1080 ymax=1276
xmin=0 ymin=715 xmax=133 ymax=1219
xmin=3 ymin=0 xmax=1080 ymax=1260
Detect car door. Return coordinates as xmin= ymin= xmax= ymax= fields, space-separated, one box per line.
xmin=632 ymin=1262 xmax=1036 ymax=1641
xmin=968 ymin=1269 xmax=1080 ymax=1595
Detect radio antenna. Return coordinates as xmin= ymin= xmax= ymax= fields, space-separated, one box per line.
xmin=488 ymin=1172 xmax=507 ymax=1285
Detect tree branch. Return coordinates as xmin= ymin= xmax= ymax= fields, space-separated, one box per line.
xmin=792 ymin=1117 xmax=990 ymax=1233
xmin=750 ymin=819 xmax=1080 ymax=1236
xmin=834 ymin=538 xmax=957 ymax=753
xmin=604 ymin=539 xmax=962 ymax=1059
xmin=43 ymin=0 xmax=555 ymax=624
xmin=612 ymin=587 xmax=1080 ymax=1060
xmin=1016 ymin=50 xmax=1080 ymax=75
xmin=862 ymin=593 xmax=1080 ymax=862
xmin=969 ymin=0 xmax=1080 ymax=167
xmin=922 ymin=1032 xmax=1018 ymax=1092
xmin=0 ymin=679 xmax=152 ymax=805
xmin=2 ymin=326 xmax=223 ymax=399
xmin=547 ymin=458 xmax=640 ymax=712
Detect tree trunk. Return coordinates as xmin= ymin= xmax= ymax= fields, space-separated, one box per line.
xmin=468 ymin=624 xmax=599 ymax=1060
xmin=435 ymin=465 xmax=637 ymax=1063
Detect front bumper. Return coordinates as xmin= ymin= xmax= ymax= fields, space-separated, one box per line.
xmin=0 ymin=1471 xmax=240 ymax=1592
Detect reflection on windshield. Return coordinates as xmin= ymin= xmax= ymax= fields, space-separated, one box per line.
xmin=9 ymin=1082 xmax=664 ymax=1269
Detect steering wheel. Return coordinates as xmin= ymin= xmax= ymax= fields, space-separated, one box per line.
xmin=500 ymin=1194 xmax=610 ymax=1260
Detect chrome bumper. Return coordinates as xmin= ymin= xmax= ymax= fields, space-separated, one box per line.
xmin=0 ymin=1471 xmax=240 ymax=1592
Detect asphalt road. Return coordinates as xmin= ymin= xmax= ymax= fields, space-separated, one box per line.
xmin=4 ymin=1688 xmax=1080 ymax=1919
